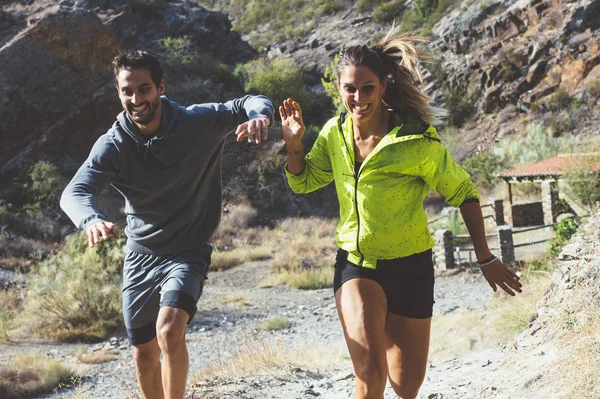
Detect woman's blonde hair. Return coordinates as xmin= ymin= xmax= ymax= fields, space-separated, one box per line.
xmin=335 ymin=33 xmax=447 ymax=125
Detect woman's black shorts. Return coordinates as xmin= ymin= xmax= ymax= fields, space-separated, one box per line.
xmin=333 ymin=248 xmax=435 ymax=319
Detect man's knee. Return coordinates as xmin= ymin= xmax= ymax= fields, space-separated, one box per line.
xmin=156 ymin=313 xmax=187 ymax=354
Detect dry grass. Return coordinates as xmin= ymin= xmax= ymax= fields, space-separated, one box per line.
xmin=211 ymin=246 xmax=272 ymax=271
xmin=262 ymin=217 xmax=337 ymax=289
xmin=75 ymin=348 xmax=120 ymax=364
xmin=430 ymin=267 xmax=551 ymax=361
xmin=0 ymin=354 xmax=73 ymax=399
xmin=212 ymin=296 xmax=252 ymax=309
xmin=545 ymin=278 xmax=600 ymax=398
xmin=191 ymin=332 xmax=347 ymax=384
xmin=0 ymin=289 xmax=24 ymax=343
xmin=260 ymin=317 xmax=291 ymax=331
xmin=262 ymin=267 xmax=335 ymax=290
xmin=212 ymin=213 xmax=338 ymax=290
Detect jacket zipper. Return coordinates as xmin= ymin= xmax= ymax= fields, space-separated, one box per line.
xmin=338 ymin=114 xmax=364 ymax=265
xmin=353 ymin=167 xmax=364 ymax=266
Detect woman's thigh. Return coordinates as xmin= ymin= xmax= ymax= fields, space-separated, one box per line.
xmin=335 ymin=278 xmax=389 ymax=370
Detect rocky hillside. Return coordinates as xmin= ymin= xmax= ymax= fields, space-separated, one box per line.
xmin=0 ymin=0 xmax=598 ymax=223
xmin=252 ymin=0 xmax=600 ymax=158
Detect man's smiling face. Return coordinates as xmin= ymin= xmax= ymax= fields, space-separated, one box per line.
xmin=116 ymin=68 xmax=165 ymax=129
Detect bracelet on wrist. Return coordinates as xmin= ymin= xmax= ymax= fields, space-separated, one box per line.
xmin=477 ymin=255 xmax=498 ymax=267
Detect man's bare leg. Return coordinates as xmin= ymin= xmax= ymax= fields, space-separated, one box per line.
xmin=156 ymin=306 xmax=190 ymax=399
xmin=133 ymin=338 xmax=164 ymax=399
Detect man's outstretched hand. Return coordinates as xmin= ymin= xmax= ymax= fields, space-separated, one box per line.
xmin=87 ymin=221 xmax=119 ymax=248
xmin=235 ymin=117 xmax=270 ymax=144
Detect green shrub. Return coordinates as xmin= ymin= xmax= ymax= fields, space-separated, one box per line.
xmin=199 ymin=0 xmax=341 ymax=45
xmin=373 ymin=0 xmax=406 ymax=22
xmin=414 ymin=0 xmax=438 ymax=18
xmin=555 ymin=217 xmax=579 ymax=240
xmin=400 ymin=0 xmax=458 ymax=34
xmin=461 ymin=151 xmax=502 ymax=189
xmin=159 ymin=36 xmax=197 ymax=65
xmin=25 ymin=231 xmax=125 ymax=342
xmin=357 ymin=0 xmax=385 ymax=11
xmin=547 ymin=88 xmax=573 ymax=112
xmin=500 ymin=60 xmax=520 ymax=81
xmin=564 ymin=167 xmax=600 ymax=213
xmin=548 ymin=216 xmax=579 ymax=255
xmin=493 ymin=123 xmax=575 ymax=168
xmin=24 ymin=161 xmax=60 ymax=211
xmin=235 ymin=58 xmax=312 ymax=111
xmin=321 ymin=49 xmax=345 ymax=115
xmin=443 ymin=83 xmax=477 ymax=127
xmin=0 ymin=162 xmax=64 ymax=240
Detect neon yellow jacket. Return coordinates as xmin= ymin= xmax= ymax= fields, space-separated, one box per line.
xmin=285 ymin=114 xmax=479 ymax=269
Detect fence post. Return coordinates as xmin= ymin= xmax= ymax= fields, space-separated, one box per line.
xmin=497 ymin=225 xmax=515 ymax=265
xmin=490 ymin=197 xmax=505 ymax=226
xmin=434 ymin=229 xmax=454 ymax=270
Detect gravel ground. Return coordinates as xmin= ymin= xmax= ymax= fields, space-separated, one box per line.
xmin=2 ymin=260 xmax=507 ymax=399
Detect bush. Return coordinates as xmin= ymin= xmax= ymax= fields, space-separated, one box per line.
xmin=357 ymin=0 xmax=385 ymax=11
xmin=24 ymin=231 xmax=125 ymax=341
xmin=443 ymin=83 xmax=477 ymax=127
xmin=414 ymin=0 xmax=438 ymax=18
xmin=25 ymin=161 xmax=60 ymax=211
xmin=321 ymin=49 xmax=344 ymax=115
xmin=373 ymin=0 xmax=406 ymax=22
xmin=548 ymin=216 xmax=579 ymax=255
xmin=564 ymin=167 xmax=600 ymax=213
xmin=0 ymin=161 xmax=64 ymax=240
xmin=500 ymin=60 xmax=520 ymax=81
xmin=199 ymin=0 xmax=342 ymax=45
xmin=493 ymin=123 xmax=575 ymax=168
xmin=159 ymin=36 xmax=197 ymax=65
xmin=235 ymin=58 xmax=312 ymax=111
xmin=0 ymin=355 xmax=73 ymax=399
xmin=461 ymin=151 xmax=502 ymax=189
xmin=547 ymin=88 xmax=573 ymax=112
xmin=401 ymin=0 xmax=458 ymax=33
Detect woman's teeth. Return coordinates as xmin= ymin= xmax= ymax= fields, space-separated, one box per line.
xmin=356 ymin=104 xmax=369 ymax=111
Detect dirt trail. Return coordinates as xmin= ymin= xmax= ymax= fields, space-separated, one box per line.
xmin=1 ymin=261 xmax=508 ymax=399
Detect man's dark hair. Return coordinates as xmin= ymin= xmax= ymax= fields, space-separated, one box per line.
xmin=112 ymin=50 xmax=163 ymax=87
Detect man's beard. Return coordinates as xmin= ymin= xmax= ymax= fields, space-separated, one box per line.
xmin=128 ymin=99 xmax=159 ymax=125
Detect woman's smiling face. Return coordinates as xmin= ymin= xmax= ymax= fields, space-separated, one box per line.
xmin=338 ymin=64 xmax=386 ymax=124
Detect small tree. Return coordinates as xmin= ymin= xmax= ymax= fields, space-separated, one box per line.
xmin=321 ymin=49 xmax=345 ymax=115
xmin=461 ymin=151 xmax=502 ymax=189
xmin=564 ymin=167 xmax=600 ymax=214
xmin=235 ymin=58 xmax=312 ymax=111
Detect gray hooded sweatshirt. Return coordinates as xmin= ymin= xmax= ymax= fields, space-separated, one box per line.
xmin=60 ymin=95 xmax=274 ymax=257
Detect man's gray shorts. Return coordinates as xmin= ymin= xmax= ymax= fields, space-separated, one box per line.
xmin=122 ymin=246 xmax=211 ymax=346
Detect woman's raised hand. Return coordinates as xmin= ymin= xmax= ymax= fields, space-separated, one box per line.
xmin=279 ymin=98 xmax=305 ymax=146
